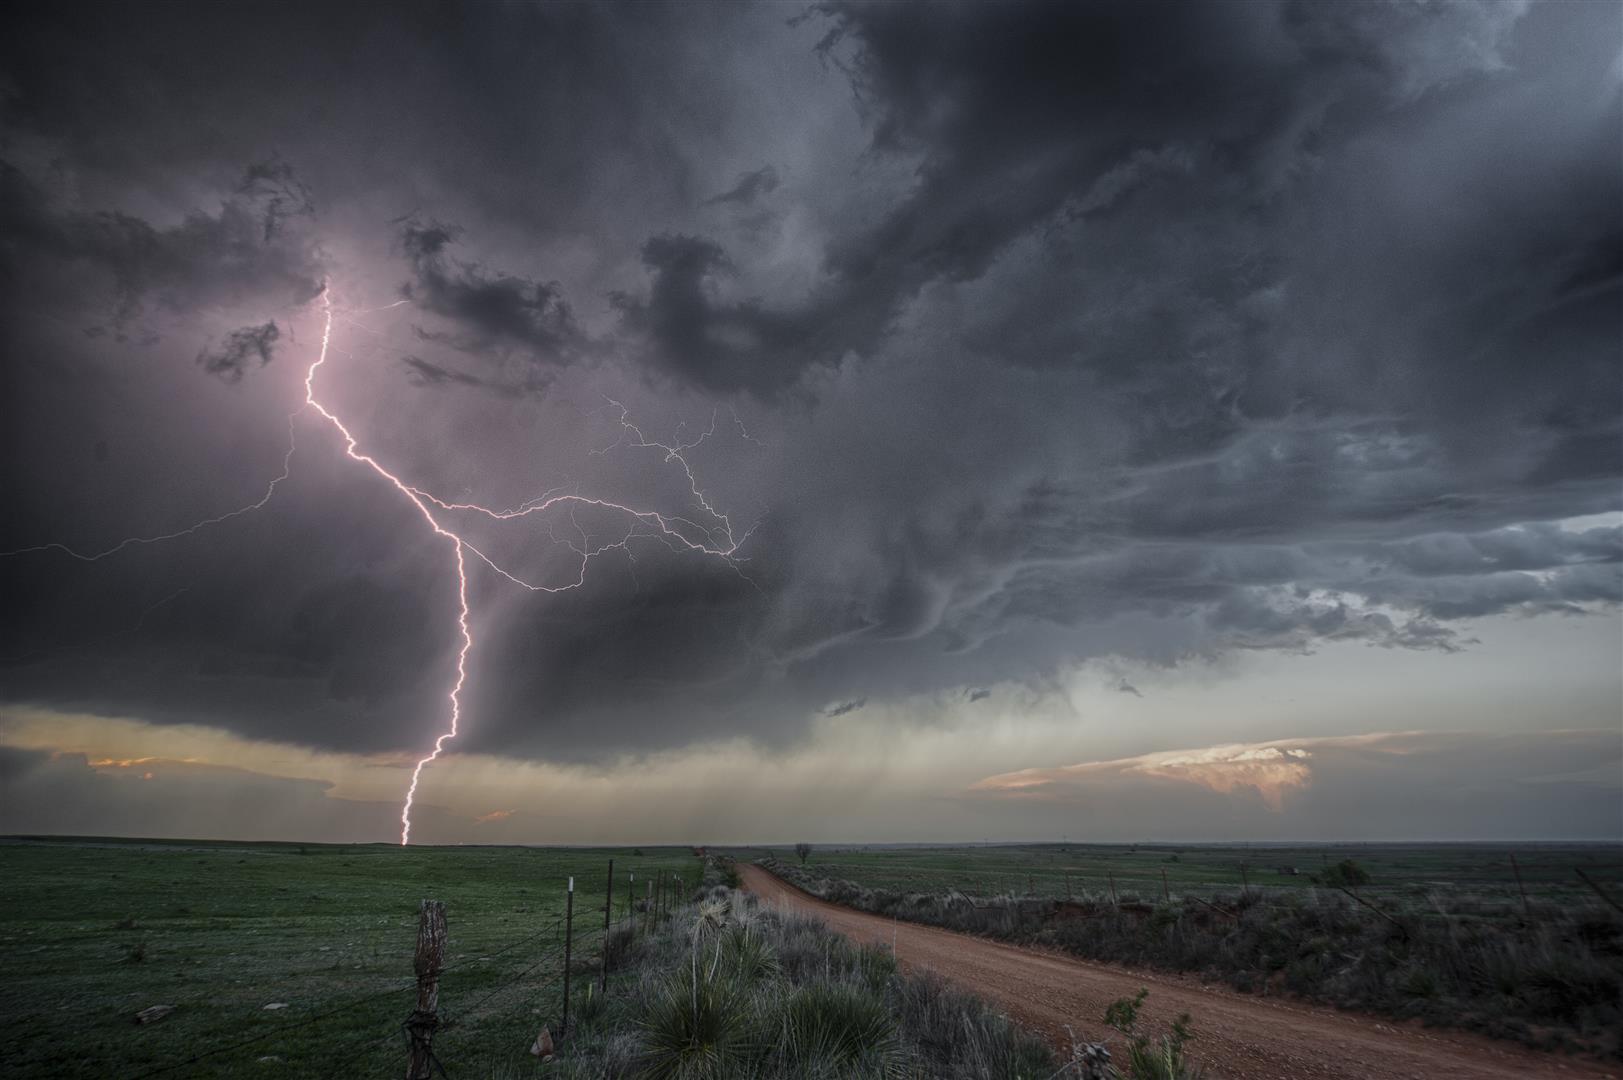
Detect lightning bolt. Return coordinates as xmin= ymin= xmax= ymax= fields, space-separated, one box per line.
xmin=6 ymin=283 xmax=755 ymax=845
xmin=0 ymin=422 xmax=298 ymax=562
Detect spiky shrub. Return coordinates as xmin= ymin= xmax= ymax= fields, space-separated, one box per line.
xmin=720 ymin=924 xmax=782 ymax=987
xmin=891 ymin=970 xmax=1055 ymax=1080
xmin=634 ymin=964 xmax=764 ymax=1080
xmin=774 ymin=983 xmax=903 ymax=1077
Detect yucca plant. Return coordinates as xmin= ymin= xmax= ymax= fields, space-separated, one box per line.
xmin=775 ymin=982 xmax=905 ymax=1078
xmin=721 ymin=924 xmax=782 ymax=986
xmin=635 ymin=961 xmax=764 ymax=1079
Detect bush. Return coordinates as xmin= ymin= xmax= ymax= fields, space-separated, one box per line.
xmin=635 ymin=966 xmax=762 ymax=1079
xmin=1103 ymin=989 xmax=1204 ymax=1080
xmin=1320 ymin=860 xmax=1371 ymax=889
xmin=775 ymin=983 xmax=902 ymax=1076
xmin=720 ymin=924 xmax=781 ymax=987
xmin=892 ymin=970 xmax=1054 ymax=1080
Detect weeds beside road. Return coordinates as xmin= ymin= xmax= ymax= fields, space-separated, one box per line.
xmin=551 ymin=865 xmax=1201 ymax=1080
xmin=757 ymin=854 xmax=1623 ymax=1061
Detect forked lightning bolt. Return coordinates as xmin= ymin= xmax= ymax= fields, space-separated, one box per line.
xmin=0 ymin=423 xmax=299 ymax=562
xmin=5 ymin=284 xmax=753 ymax=844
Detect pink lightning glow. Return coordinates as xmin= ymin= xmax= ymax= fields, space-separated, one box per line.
xmin=300 ymin=287 xmax=753 ymax=842
xmin=6 ymin=283 xmax=754 ymax=845
xmin=301 ymin=290 xmax=477 ymax=844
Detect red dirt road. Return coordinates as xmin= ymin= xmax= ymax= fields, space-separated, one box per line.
xmin=740 ymin=863 xmax=1617 ymax=1080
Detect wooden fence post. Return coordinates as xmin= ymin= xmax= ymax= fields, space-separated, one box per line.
xmin=627 ymin=873 xmax=635 ymax=928
xmin=1161 ymin=868 xmax=1170 ymax=902
xmin=1239 ymin=863 xmax=1250 ymax=899
xmin=561 ymin=877 xmax=574 ymax=1036
xmin=1108 ymin=872 xmax=1117 ymax=905
xmin=601 ymin=858 xmax=614 ymax=992
xmin=405 ymin=899 xmax=446 ymax=1080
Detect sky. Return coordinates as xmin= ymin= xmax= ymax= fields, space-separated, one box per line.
xmin=1 ymin=0 xmax=1619 ymax=845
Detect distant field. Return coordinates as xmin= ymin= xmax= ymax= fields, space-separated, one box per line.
xmin=0 ymin=836 xmax=699 ymax=1079
xmin=734 ymin=841 xmax=1623 ymax=905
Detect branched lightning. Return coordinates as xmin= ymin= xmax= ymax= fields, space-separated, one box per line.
xmin=6 ymin=283 xmax=755 ymax=845
xmin=0 ymin=421 xmax=298 ymax=562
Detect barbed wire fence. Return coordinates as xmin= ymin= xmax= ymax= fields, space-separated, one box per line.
xmin=116 ymin=858 xmax=701 ymax=1080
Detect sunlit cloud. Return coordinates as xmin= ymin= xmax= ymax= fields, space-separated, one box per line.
xmin=971 ymin=732 xmax=1436 ymax=811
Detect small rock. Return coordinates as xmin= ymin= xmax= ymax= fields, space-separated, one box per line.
xmin=257 ymin=1056 xmax=283 ymax=1064
xmin=529 ymin=1026 xmax=555 ymax=1059
xmin=262 ymin=1002 xmax=289 ymax=1010
xmin=135 ymin=1005 xmax=175 ymax=1025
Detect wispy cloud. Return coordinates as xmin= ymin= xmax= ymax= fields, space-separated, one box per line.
xmin=973 ymin=732 xmax=1445 ymax=812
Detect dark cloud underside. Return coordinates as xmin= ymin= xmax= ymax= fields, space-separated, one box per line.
xmin=0 ymin=0 xmax=1617 ymax=765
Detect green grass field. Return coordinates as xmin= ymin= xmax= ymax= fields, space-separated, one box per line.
xmin=0 ymin=837 xmax=700 ymax=1079
xmin=736 ymin=841 xmax=1623 ymax=906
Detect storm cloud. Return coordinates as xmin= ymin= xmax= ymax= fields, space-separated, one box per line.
xmin=1 ymin=0 xmax=1618 ymax=801
xmin=197 ymin=322 xmax=280 ymax=382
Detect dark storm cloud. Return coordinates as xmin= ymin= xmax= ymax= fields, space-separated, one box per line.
xmin=704 ymin=165 xmax=780 ymax=207
xmin=401 ymin=355 xmax=486 ymax=391
xmin=824 ymin=698 xmax=865 ymax=718
xmin=398 ymin=222 xmax=583 ymax=362
xmin=0 ymin=159 xmax=323 ymax=324
xmin=1 ymin=0 xmax=1619 ymax=767
xmin=235 ymin=158 xmax=315 ymax=243
xmin=196 ymin=321 xmax=280 ymax=382
xmin=610 ymin=234 xmax=815 ymax=394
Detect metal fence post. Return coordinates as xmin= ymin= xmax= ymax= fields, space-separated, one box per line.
xmin=561 ymin=877 xmax=574 ymax=1036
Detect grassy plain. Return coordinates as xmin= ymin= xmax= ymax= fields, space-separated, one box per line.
xmin=0 ymin=836 xmax=698 ymax=1079
xmin=736 ymin=841 xmax=1623 ymax=905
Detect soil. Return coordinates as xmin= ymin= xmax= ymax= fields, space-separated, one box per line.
xmin=739 ymin=863 xmax=1619 ymax=1080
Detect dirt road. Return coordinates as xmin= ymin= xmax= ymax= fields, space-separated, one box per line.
xmin=739 ymin=863 xmax=1616 ymax=1080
